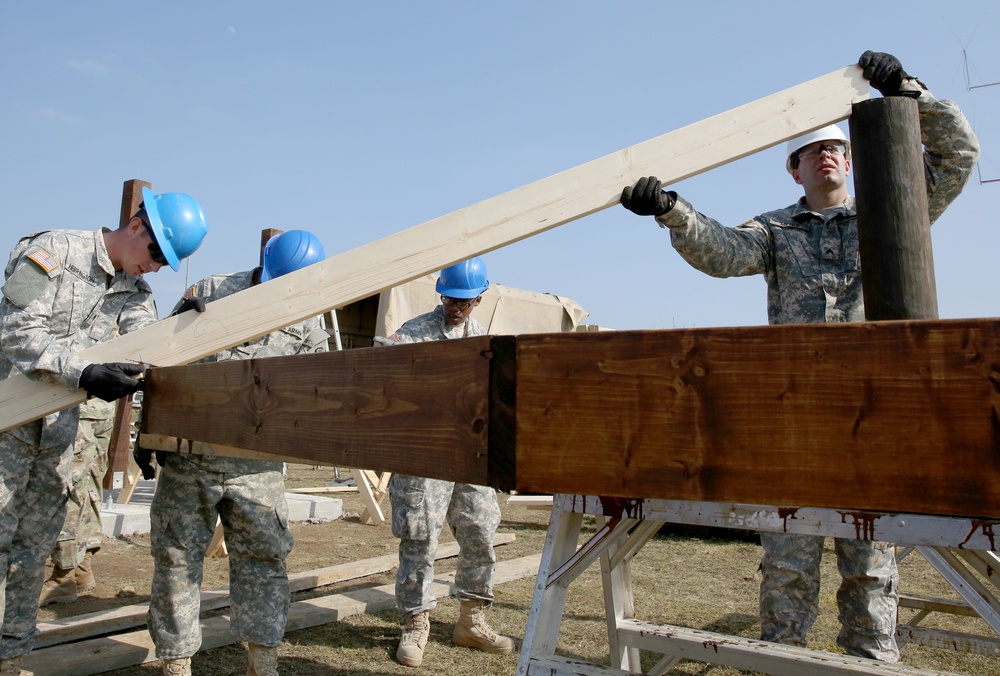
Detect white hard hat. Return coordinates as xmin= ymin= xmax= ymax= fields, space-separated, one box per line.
xmin=785 ymin=124 xmax=851 ymax=174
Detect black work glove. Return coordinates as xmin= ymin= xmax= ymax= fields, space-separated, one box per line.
xmin=858 ymin=51 xmax=919 ymax=98
xmin=133 ymin=445 xmax=157 ymax=481
xmin=620 ymin=177 xmax=677 ymax=217
xmin=79 ymin=362 xmax=146 ymax=402
xmin=172 ymin=296 xmax=206 ymax=315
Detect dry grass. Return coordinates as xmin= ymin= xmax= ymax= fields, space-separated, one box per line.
xmin=82 ymin=465 xmax=1000 ymax=675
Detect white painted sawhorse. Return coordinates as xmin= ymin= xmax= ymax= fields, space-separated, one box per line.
xmin=518 ymin=494 xmax=1000 ymax=676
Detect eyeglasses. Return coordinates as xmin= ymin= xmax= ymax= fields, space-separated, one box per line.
xmin=141 ymin=220 xmax=169 ymax=266
xmin=440 ymin=295 xmax=476 ymax=310
xmin=794 ymin=142 xmax=846 ymax=164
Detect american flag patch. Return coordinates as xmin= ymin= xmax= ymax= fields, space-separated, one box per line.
xmin=27 ymin=248 xmax=60 ymax=273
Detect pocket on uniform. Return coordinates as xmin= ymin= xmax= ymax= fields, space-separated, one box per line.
xmin=390 ymin=487 xmax=428 ymax=540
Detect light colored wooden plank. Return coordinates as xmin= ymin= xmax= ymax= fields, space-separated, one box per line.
xmin=25 ymin=552 xmax=539 ymax=676
xmin=138 ymin=432 xmax=318 ymax=466
xmin=0 ymin=67 xmax=869 ymax=433
xmin=33 ymin=535 xmax=515 ymax=649
xmin=615 ymin=618 xmax=956 ymax=675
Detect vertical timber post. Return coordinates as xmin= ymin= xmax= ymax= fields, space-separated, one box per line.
xmin=260 ymin=228 xmax=283 ymax=267
xmin=850 ymin=97 xmax=938 ymax=320
xmin=104 ymin=179 xmax=152 ymax=491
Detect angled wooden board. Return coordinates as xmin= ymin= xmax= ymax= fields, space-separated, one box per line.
xmin=143 ymin=319 xmax=1000 ymax=519
xmin=0 ymin=66 xmax=869 ymax=432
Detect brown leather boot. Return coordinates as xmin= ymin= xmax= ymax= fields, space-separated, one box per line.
xmin=452 ymin=600 xmax=514 ymax=654
xmin=0 ymin=655 xmax=22 ymax=675
xmin=39 ymin=565 xmax=77 ymax=606
xmin=160 ymin=657 xmax=191 ymax=676
xmin=246 ymin=643 xmax=278 ymax=676
xmin=396 ymin=611 xmax=430 ymax=667
xmin=75 ymin=551 xmax=96 ymax=593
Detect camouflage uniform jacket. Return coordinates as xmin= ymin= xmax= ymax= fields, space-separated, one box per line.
xmin=170 ymin=269 xmax=329 ymax=471
xmin=0 ymin=228 xmax=157 ymax=447
xmin=655 ymin=82 xmax=980 ymax=325
xmin=390 ymin=305 xmax=486 ymax=343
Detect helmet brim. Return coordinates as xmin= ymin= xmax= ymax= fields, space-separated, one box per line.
xmin=141 ymin=186 xmax=181 ymax=270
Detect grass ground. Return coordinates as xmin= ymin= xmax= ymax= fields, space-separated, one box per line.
xmin=40 ymin=465 xmax=1000 ymax=675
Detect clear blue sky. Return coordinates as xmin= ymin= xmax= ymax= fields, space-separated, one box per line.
xmin=1 ymin=2 xmax=997 ymax=330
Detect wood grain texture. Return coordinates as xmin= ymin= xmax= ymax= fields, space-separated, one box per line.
xmin=511 ymin=320 xmax=1000 ymax=518
xmin=851 ymin=97 xmax=937 ymax=320
xmin=0 ymin=67 xmax=869 ymax=432
xmin=142 ymin=319 xmax=1000 ymax=518
xmin=141 ymin=338 xmax=495 ymax=484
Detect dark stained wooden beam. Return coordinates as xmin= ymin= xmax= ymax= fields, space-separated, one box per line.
xmin=104 ymin=178 xmax=151 ymax=490
xmin=142 ymin=338 xmax=495 ymax=485
xmin=142 ymin=319 xmax=1000 ymax=520
xmin=851 ymin=97 xmax=937 ymax=321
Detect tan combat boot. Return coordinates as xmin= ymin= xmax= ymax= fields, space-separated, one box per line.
xmin=396 ymin=610 xmax=430 ymax=667
xmin=38 ymin=565 xmax=77 ymax=606
xmin=247 ymin=643 xmax=278 ymax=676
xmin=0 ymin=655 xmax=22 ymax=675
xmin=75 ymin=551 xmax=97 ymax=594
xmin=452 ymin=600 xmax=514 ymax=654
xmin=160 ymin=657 xmax=191 ymax=676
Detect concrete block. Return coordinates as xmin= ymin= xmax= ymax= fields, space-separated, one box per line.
xmin=101 ymin=479 xmax=343 ymax=538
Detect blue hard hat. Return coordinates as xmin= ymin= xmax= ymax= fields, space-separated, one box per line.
xmin=436 ymin=257 xmax=489 ymax=299
xmin=261 ymin=230 xmax=326 ymax=282
xmin=141 ymin=187 xmax=209 ymax=271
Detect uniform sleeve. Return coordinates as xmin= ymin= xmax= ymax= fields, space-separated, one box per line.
xmin=655 ymin=197 xmax=773 ymax=279
xmin=298 ymin=316 xmax=330 ymax=354
xmin=117 ymin=279 xmax=158 ymax=335
xmin=908 ymin=81 xmax=981 ymax=224
xmin=0 ymin=242 xmax=89 ymax=389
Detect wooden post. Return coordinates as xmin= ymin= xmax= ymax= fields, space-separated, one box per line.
xmin=104 ymin=179 xmax=151 ymax=491
xmin=850 ymin=97 xmax=937 ymax=321
xmin=260 ymin=228 xmax=283 ymax=267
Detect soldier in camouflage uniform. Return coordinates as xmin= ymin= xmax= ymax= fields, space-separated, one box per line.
xmin=386 ymin=257 xmax=515 ymax=668
xmin=146 ymin=230 xmax=328 ymax=676
xmin=0 ymin=189 xmax=208 ymax=674
xmin=620 ymin=52 xmax=980 ymax=661
xmin=38 ymin=397 xmax=116 ymax=606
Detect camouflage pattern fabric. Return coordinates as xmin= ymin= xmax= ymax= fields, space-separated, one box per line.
xmin=651 ymin=84 xmax=979 ymax=662
xmin=657 ymin=84 xmax=980 ymax=326
xmin=386 ymin=307 xmax=502 ymax=616
xmin=51 ymin=398 xmax=116 ymax=569
xmin=0 ymin=228 xmax=156 ymax=659
xmin=147 ymin=269 xmax=325 ymax=658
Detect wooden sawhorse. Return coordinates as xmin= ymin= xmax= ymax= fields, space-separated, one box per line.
xmin=518 ymin=495 xmax=1000 ymax=675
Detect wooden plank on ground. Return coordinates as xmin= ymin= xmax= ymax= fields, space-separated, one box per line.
xmin=144 ymin=319 xmax=1000 ymax=518
xmin=25 ymin=552 xmax=539 ymax=676
xmin=34 ymin=535 xmax=514 ymax=649
xmin=142 ymin=338 xmax=494 ymax=484
xmin=0 ymin=67 xmax=869 ymax=433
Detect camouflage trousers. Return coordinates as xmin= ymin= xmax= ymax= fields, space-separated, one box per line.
xmin=759 ymin=532 xmax=899 ymax=662
xmin=0 ymin=429 xmax=73 ymax=659
xmin=389 ymin=475 xmax=501 ymax=617
xmin=51 ymin=412 xmax=112 ymax=569
xmin=147 ymin=453 xmax=294 ymax=659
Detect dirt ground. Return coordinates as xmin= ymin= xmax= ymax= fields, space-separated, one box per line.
xmin=35 ymin=465 xmax=1000 ymax=675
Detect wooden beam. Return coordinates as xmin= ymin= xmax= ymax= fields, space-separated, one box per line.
xmin=0 ymin=66 xmax=870 ymax=433
xmin=104 ymin=178 xmax=151 ymax=490
xmin=141 ymin=338 xmax=494 ymax=485
xmin=851 ymin=97 xmax=937 ymax=320
xmin=143 ymin=319 xmax=1000 ymax=519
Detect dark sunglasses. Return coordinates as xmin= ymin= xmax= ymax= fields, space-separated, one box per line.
xmin=141 ymin=220 xmax=169 ymax=266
